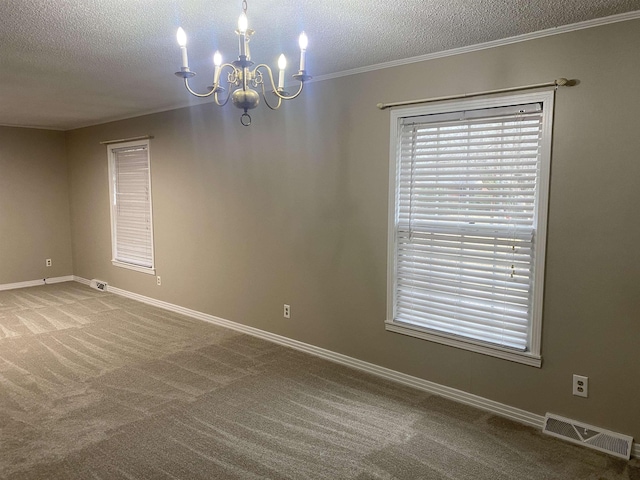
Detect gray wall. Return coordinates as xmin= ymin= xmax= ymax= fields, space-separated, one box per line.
xmin=0 ymin=127 xmax=73 ymax=284
xmin=66 ymin=19 xmax=640 ymax=441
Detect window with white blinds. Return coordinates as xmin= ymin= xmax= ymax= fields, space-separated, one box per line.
xmin=108 ymin=139 xmax=155 ymax=274
xmin=386 ymin=91 xmax=554 ymax=366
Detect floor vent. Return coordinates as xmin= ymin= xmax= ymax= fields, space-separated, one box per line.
xmin=89 ymin=279 xmax=108 ymax=292
xmin=543 ymin=413 xmax=633 ymax=460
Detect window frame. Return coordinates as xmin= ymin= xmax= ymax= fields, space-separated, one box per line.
xmin=107 ymin=139 xmax=156 ymax=275
xmin=386 ymin=90 xmax=555 ymax=367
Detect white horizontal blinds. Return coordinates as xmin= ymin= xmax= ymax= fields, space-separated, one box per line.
xmin=112 ymin=145 xmax=153 ymax=268
xmin=395 ymin=103 xmax=543 ymax=351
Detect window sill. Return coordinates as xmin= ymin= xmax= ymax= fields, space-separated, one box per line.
xmin=112 ymin=260 xmax=156 ymax=275
xmin=385 ymin=320 xmax=542 ymax=368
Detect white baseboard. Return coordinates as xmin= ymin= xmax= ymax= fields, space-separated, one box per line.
xmin=71 ymin=276 xmax=638 ymax=459
xmin=73 ymin=276 xmax=91 ymax=286
xmin=0 ymin=275 xmax=74 ymax=292
xmin=45 ymin=275 xmax=75 ymax=285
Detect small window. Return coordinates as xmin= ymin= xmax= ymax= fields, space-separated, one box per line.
xmin=107 ymin=139 xmax=155 ymax=274
xmin=386 ymin=91 xmax=554 ymax=367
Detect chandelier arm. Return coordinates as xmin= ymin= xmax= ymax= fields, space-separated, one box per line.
xmin=211 ymin=63 xmax=238 ymax=107
xmin=274 ymin=81 xmax=304 ymax=100
xmin=253 ymin=64 xmax=277 ymax=90
xmin=183 ymin=63 xmax=239 ymax=100
xmin=253 ymin=64 xmax=304 ymax=101
xmin=183 ymin=78 xmax=216 ymax=98
xmin=220 ymin=63 xmax=239 ymax=83
xmin=259 ymin=82 xmax=283 ymax=111
xmin=213 ymin=87 xmax=233 ymax=107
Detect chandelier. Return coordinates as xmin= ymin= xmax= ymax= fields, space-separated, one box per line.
xmin=174 ymin=0 xmax=311 ymax=126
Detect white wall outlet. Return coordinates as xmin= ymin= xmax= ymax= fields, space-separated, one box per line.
xmin=283 ymin=304 xmax=290 ymax=319
xmin=573 ymin=374 xmax=588 ymax=398
xmin=46 ymin=258 xmax=52 ymax=267
xmin=156 ymin=276 xmax=161 ymax=286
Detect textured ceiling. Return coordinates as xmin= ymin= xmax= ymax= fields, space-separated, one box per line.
xmin=1 ymin=0 xmax=639 ymax=130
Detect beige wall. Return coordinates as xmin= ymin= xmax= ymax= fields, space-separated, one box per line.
xmin=0 ymin=127 xmax=73 ymax=284
xmin=65 ymin=19 xmax=640 ymax=441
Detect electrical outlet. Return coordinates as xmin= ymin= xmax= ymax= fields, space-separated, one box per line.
xmin=46 ymin=258 xmax=52 ymax=267
xmin=156 ymin=276 xmax=161 ymax=286
xmin=573 ymin=374 xmax=588 ymax=398
xmin=283 ymin=304 xmax=290 ymax=319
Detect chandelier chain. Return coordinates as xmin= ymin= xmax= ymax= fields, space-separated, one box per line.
xmin=242 ymin=0 xmax=247 ymax=14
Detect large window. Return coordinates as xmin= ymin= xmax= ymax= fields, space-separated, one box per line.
xmin=386 ymin=91 xmax=554 ymax=366
xmin=107 ymin=139 xmax=155 ymax=274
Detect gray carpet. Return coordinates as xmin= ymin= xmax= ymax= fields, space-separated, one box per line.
xmin=0 ymin=283 xmax=637 ymax=479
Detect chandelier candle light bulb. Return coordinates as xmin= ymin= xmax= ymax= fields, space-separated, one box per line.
xmin=174 ymin=0 xmax=311 ymax=126
xmin=176 ymin=27 xmax=189 ymax=69
xmin=278 ymin=54 xmax=287 ymax=90
xmin=213 ymin=51 xmax=222 ymax=86
xmin=299 ymin=32 xmax=308 ymax=71
xmin=238 ymin=13 xmax=248 ymax=57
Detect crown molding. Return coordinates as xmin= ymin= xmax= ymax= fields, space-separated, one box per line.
xmin=312 ymin=10 xmax=640 ymax=83
xmin=0 ymin=123 xmax=66 ymax=131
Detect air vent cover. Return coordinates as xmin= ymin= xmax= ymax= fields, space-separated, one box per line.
xmin=89 ymin=279 xmax=108 ymax=292
xmin=543 ymin=413 xmax=633 ymax=459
